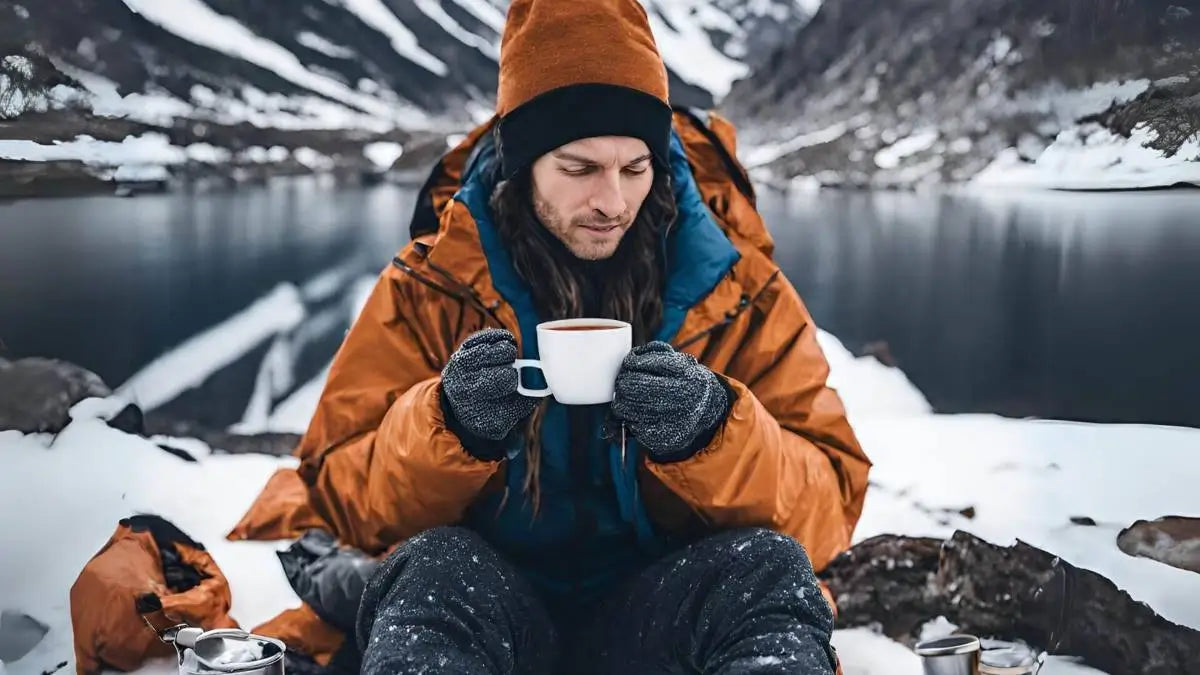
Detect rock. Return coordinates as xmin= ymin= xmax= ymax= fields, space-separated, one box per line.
xmin=1117 ymin=516 xmax=1200 ymax=574
xmin=105 ymin=402 xmax=145 ymax=436
xmin=0 ymin=610 xmax=49 ymax=663
xmin=858 ymin=341 xmax=898 ymax=367
xmin=155 ymin=444 xmax=199 ymax=463
xmin=0 ymin=358 xmax=110 ymax=433
xmin=822 ymin=531 xmax=1200 ymax=674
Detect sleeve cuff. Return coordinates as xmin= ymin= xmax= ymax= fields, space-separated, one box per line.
xmin=438 ymin=385 xmax=511 ymax=462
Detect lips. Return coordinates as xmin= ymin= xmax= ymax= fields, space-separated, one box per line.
xmin=580 ymin=222 xmax=621 ymax=233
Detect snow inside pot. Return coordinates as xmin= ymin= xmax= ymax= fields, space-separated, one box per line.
xmin=164 ymin=627 xmax=285 ymax=675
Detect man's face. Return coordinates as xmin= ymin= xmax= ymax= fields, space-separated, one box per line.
xmin=530 ymin=136 xmax=655 ymax=261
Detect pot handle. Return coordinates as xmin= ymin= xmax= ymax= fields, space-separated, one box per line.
xmin=136 ymin=593 xmax=193 ymax=655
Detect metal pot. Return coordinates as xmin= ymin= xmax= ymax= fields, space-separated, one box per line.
xmin=159 ymin=626 xmax=286 ymax=675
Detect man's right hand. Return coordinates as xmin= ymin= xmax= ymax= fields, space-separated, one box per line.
xmin=440 ymin=328 xmax=538 ymax=444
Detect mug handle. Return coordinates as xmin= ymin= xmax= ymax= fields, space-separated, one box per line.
xmin=513 ymin=359 xmax=552 ymax=397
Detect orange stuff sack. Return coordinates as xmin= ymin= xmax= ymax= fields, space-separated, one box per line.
xmin=69 ymin=515 xmax=237 ymax=675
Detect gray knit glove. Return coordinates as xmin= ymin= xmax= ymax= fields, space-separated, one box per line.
xmin=440 ymin=329 xmax=537 ymax=455
xmin=611 ymin=342 xmax=732 ymax=462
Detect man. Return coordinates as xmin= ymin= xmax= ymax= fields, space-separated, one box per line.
xmin=263 ymin=0 xmax=871 ymax=672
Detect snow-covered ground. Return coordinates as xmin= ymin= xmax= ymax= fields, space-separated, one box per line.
xmin=2 ymin=284 xmax=1198 ymax=675
xmin=972 ymin=123 xmax=1200 ymax=190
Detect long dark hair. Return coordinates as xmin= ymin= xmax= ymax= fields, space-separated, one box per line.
xmin=489 ymin=151 xmax=676 ymax=513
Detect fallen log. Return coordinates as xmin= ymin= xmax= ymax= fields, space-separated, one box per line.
xmin=821 ymin=531 xmax=1200 ymax=675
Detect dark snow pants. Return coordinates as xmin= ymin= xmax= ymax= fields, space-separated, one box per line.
xmin=356 ymin=526 xmax=837 ymax=675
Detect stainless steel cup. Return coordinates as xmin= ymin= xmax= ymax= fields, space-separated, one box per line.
xmin=915 ymin=634 xmax=981 ymax=675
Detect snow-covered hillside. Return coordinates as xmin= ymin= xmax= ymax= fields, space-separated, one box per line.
xmin=1 ymin=0 xmax=815 ymax=129
xmin=728 ymin=0 xmax=1200 ymax=189
xmin=0 ymin=0 xmax=817 ymax=196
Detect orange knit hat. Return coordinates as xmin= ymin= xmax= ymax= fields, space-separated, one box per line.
xmin=495 ymin=0 xmax=674 ymax=177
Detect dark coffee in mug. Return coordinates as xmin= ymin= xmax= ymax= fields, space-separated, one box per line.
xmin=549 ymin=324 xmax=618 ymax=332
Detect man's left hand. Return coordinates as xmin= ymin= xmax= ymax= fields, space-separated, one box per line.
xmin=611 ymin=342 xmax=732 ymax=462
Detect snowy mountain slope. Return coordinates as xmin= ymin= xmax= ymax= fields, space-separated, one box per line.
xmin=1 ymin=0 xmax=817 ymax=129
xmin=727 ymin=0 xmax=1200 ymax=189
xmin=0 ymin=0 xmax=817 ymax=195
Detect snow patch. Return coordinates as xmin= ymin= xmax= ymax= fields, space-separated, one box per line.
xmin=447 ymin=0 xmax=507 ymax=33
xmin=295 ymin=31 xmax=356 ymax=59
xmin=874 ymin=130 xmax=939 ymax=169
xmin=948 ymin=137 xmax=973 ymax=154
xmin=745 ymin=121 xmax=850 ymax=168
xmin=55 ymin=66 xmax=196 ymax=126
xmin=833 ymin=629 xmax=923 ymax=675
xmin=363 ymin=141 xmax=404 ymax=170
xmin=644 ymin=1 xmax=750 ymax=99
xmin=185 ymin=143 xmax=233 ymax=164
xmin=300 ymin=266 xmax=353 ymax=303
xmin=231 ymin=337 xmax=295 ymax=435
xmin=413 ymin=0 xmax=498 ymax=59
xmin=112 ymin=164 xmax=170 ymax=182
xmin=336 ymin=0 xmax=448 ymax=75
xmin=792 ymin=0 xmax=824 ymax=16
xmin=2 ymin=55 xmax=33 ymax=78
xmin=240 ymin=146 xmax=291 ymax=164
xmin=0 ymin=133 xmax=185 ymax=169
xmin=917 ymin=616 xmax=959 ymax=642
xmin=293 ymin=147 xmax=335 ymax=172
xmin=973 ymin=123 xmax=1200 ymax=190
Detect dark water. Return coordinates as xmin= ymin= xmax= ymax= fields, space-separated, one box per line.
xmin=0 ymin=177 xmax=413 ymax=388
xmin=2 ymin=182 xmax=1197 ymax=428
xmin=759 ymin=188 xmax=1200 ymax=428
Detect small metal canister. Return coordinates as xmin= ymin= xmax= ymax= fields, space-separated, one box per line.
xmin=914 ymin=634 xmax=981 ymax=675
xmin=160 ymin=626 xmax=286 ymax=675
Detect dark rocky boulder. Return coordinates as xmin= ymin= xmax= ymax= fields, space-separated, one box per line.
xmin=1118 ymin=516 xmax=1200 ymax=575
xmin=0 ymin=357 xmax=110 ymax=433
xmin=822 ymin=531 xmax=1200 ymax=674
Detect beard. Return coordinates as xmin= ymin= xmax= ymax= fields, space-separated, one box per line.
xmin=533 ymin=192 xmax=633 ymax=261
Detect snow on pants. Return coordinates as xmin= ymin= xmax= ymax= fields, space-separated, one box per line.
xmin=356 ymin=526 xmax=837 ymax=674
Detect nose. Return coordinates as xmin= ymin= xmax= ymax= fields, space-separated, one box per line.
xmin=587 ymin=172 xmax=626 ymax=220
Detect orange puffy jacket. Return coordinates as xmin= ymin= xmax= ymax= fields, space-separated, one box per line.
xmin=231 ymin=110 xmax=871 ymax=666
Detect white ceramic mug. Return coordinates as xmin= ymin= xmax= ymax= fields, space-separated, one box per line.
xmin=513 ymin=318 xmax=632 ymax=405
